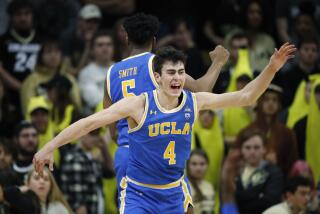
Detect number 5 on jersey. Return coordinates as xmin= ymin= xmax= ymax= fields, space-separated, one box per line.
xmin=121 ymin=79 xmax=135 ymax=97
xmin=164 ymin=141 xmax=176 ymax=165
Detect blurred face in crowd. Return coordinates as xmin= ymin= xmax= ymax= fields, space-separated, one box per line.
xmin=93 ymin=35 xmax=114 ymax=63
xmin=17 ymin=127 xmax=38 ymax=157
xmin=188 ymin=153 xmax=208 ymax=180
xmin=230 ymin=37 xmax=249 ymax=63
xmin=199 ymin=110 xmax=214 ymax=129
xmin=261 ymin=91 xmax=281 ymax=116
xmin=0 ymin=145 xmax=13 ymax=170
xmin=12 ymin=8 xmax=33 ymax=31
xmin=114 ymin=20 xmax=127 ymax=44
xmin=81 ymin=132 xmax=100 ymax=151
xmin=236 ymin=79 xmax=250 ymax=91
xmin=28 ymin=170 xmax=51 ymax=202
xmin=30 ymin=109 xmax=49 ymax=134
xmin=299 ymin=43 xmax=318 ymax=67
xmin=41 ymin=45 xmax=62 ymax=70
xmin=241 ymin=135 xmax=266 ymax=166
xmin=174 ymin=22 xmax=193 ymax=50
xmin=295 ymin=14 xmax=315 ymax=36
xmin=287 ymin=186 xmax=311 ymax=211
xmin=247 ymin=2 xmax=263 ymax=29
xmin=79 ymin=18 xmax=100 ymax=41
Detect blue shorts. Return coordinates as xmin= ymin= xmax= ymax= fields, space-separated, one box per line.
xmin=114 ymin=146 xmax=129 ymax=191
xmin=119 ymin=176 xmax=193 ymax=214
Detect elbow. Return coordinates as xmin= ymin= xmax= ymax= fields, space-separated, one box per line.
xmin=240 ymin=92 xmax=256 ymax=106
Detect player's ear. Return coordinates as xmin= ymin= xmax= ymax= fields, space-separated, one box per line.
xmin=154 ymin=71 xmax=161 ymax=83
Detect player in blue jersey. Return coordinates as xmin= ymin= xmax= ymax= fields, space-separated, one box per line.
xmin=34 ymin=42 xmax=295 ymax=213
xmin=104 ymin=13 xmax=230 ymax=200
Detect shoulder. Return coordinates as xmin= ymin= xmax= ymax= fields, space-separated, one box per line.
xmin=262 ymin=203 xmax=289 ymax=214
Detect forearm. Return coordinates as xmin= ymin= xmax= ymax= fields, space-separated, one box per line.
xmin=241 ymin=63 xmax=277 ymax=104
xmin=195 ymin=62 xmax=224 ymax=92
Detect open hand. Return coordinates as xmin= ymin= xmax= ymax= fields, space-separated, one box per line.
xmin=269 ymin=42 xmax=296 ymax=72
xmin=33 ymin=148 xmax=54 ymax=177
xmin=209 ymin=45 xmax=230 ymax=65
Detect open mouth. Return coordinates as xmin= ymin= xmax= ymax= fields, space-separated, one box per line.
xmin=170 ymin=84 xmax=181 ymax=90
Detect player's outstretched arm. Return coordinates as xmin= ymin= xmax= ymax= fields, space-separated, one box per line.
xmin=196 ymin=43 xmax=296 ymax=110
xmin=184 ymin=45 xmax=230 ymax=92
xmin=33 ymin=94 xmax=145 ymax=175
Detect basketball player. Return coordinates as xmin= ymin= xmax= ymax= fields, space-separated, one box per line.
xmin=33 ymin=42 xmax=295 ymax=213
xmin=104 ymin=12 xmax=229 ymax=197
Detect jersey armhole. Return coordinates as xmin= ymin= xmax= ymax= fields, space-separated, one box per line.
xmin=191 ymin=93 xmax=198 ymax=122
xmin=148 ymin=55 xmax=159 ymax=89
xmin=106 ymin=64 xmax=114 ymax=101
xmin=128 ymin=93 xmax=149 ymax=133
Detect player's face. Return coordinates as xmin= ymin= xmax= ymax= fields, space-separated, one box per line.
xmin=261 ymin=91 xmax=280 ymax=116
xmin=17 ymin=127 xmax=38 ymax=156
xmin=28 ymin=170 xmax=51 ymax=202
xmin=12 ymin=8 xmax=33 ymax=31
xmin=287 ymin=186 xmax=311 ymax=211
xmin=93 ymin=36 xmax=114 ymax=62
xmin=241 ymin=135 xmax=265 ymax=167
xmin=188 ymin=154 xmax=208 ymax=180
xmin=156 ymin=61 xmax=186 ymax=97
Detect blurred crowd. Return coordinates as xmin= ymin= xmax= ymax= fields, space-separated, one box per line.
xmin=0 ymin=0 xmax=320 ymax=213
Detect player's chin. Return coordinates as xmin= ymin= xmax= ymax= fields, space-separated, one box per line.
xmin=169 ymin=88 xmax=183 ymax=97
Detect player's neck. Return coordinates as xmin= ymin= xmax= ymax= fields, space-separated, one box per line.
xmin=156 ymin=89 xmax=180 ymax=110
xmin=130 ymin=48 xmax=151 ymax=56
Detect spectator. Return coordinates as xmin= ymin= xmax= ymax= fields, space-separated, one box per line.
xmin=0 ymin=0 xmax=9 ymax=35
xmin=242 ymin=84 xmax=298 ymax=176
xmin=289 ymin=160 xmax=320 ymax=213
xmin=60 ymin=4 xmax=101 ymax=76
xmin=280 ymin=36 xmax=320 ymax=108
xmin=192 ymin=110 xmax=223 ymax=213
xmin=21 ymin=39 xmax=82 ymax=116
xmin=60 ymin=129 xmax=114 ymax=214
xmin=0 ymin=169 xmax=40 ymax=214
xmin=0 ymin=78 xmax=21 ymax=138
xmin=0 ymin=138 xmax=15 ymax=170
xmin=187 ymin=149 xmax=215 ymax=214
xmin=26 ymin=168 xmax=73 ymax=214
xmin=224 ymin=129 xmax=283 ymax=214
xmin=243 ymin=0 xmax=276 ymax=72
xmin=0 ymin=0 xmax=42 ymax=110
xmin=41 ymin=75 xmax=80 ymax=135
xmin=12 ymin=121 xmax=38 ymax=184
xmin=79 ymin=30 xmax=114 ymax=114
xmin=263 ymin=176 xmax=312 ymax=214
xmin=293 ymin=78 xmax=320 ymax=184
xmin=157 ymin=18 xmax=207 ymax=79
xmin=26 ymin=96 xmax=60 ymax=166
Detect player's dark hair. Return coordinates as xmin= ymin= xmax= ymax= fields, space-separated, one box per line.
xmin=153 ymin=46 xmax=187 ymax=75
xmin=123 ymin=13 xmax=159 ymax=47
xmin=285 ymin=176 xmax=311 ymax=194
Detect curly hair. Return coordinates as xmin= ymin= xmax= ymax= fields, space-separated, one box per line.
xmin=123 ymin=13 xmax=160 ymax=46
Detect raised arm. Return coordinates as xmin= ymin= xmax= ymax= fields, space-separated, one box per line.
xmin=184 ymin=45 xmax=229 ymax=92
xmin=33 ymin=94 xmax=145 ymax=175
xmin=196 ymin=43 xmax=296 ymax=110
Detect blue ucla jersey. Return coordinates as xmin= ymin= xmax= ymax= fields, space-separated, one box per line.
xmin=106 ymin=52 xmax=158 ymax=146
xmin=126 ymin=89 xmax=197 ymax=185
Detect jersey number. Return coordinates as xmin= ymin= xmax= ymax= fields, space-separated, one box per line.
xmin=14 ymin=53 xmax=37 ymax=72
xmin=163 ymin=141 xmax=176 ymax=165
xmin=121 ymin=79 xmax=135 ymax=97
